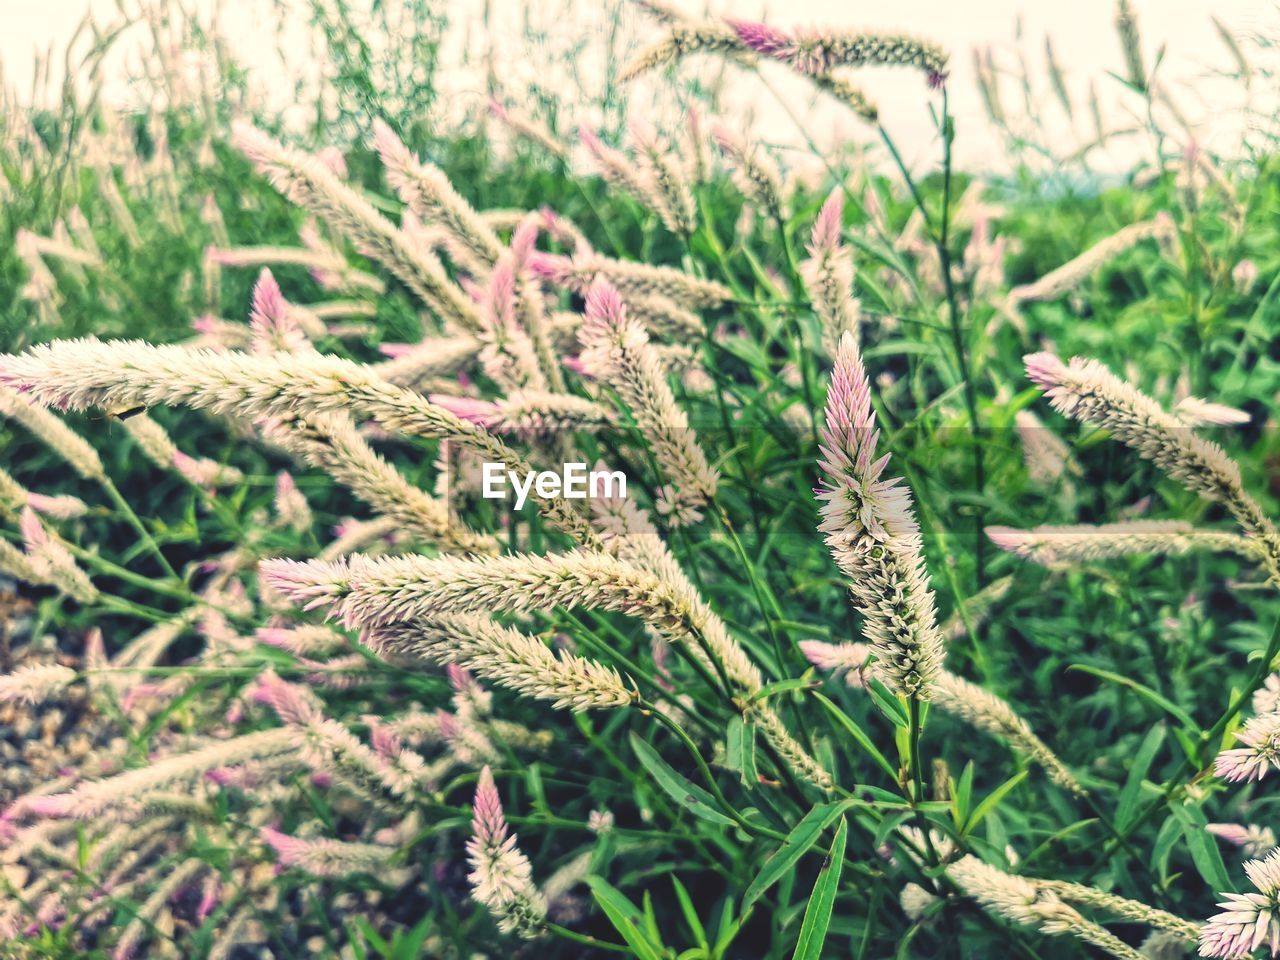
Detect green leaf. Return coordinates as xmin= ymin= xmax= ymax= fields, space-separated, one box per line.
xmin=629 ymin=732 xmax=737 ymax=827
xmin=587 ymin=877 xmax=667 ymax=960
xmin=1116 ymin=725 xmax=1165 ymax=833
xmin=748 ymin=677 xmax=818 ymax=703
xmin=964 ymin=769 xmax=1028 ymax=834
xmin=672 ymin=876 xmax=709 ymax=950
xmin=1170 ymin=802 xmax=1233 ymax=894
xmin=725 ymin=716 xmax=758 ymax=787
xmin=865 ymin=679 xmax=910 ymax=727
xmin=793 ymin=816 xmax=848 ymax=960
xmin=1069 ymin=665 xmax=1197 ymax=731
xmin=743 ymin=800 xmax=857 ymax=910
xmin=812 ymin=692 xmax=898 ymax=780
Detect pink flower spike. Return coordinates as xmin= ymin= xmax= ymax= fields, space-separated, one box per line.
xmin=1023 ymin=351 xmax=1071 ymax=391
xmin=726 ymin=18 xmax=793 ymax=58
xmin=250 ymin=668 xmax=319 ymax=725
xmin=378 ymin=342 xmax=417 ymax=358
xmin=427 ymin=394 xmax=501 ymax=428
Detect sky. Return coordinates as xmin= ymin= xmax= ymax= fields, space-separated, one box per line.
xmin=2 ymin=0 xmax=1274 ymax=172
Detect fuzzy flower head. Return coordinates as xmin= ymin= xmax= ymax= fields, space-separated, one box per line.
xmin=466 ymin=765 xmax=547 ymax=939
xmin=1215 ymin=713 xmax=1280 ymax=783
xmin=817 ymin=333 xmax=917 ymax=545
xmin=1200 ymin=849 xmax=1280 ymax=958
xmin=249 ymin=269 xmax=308 ymax=355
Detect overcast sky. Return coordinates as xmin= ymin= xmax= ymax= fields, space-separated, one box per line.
xmin=3 ymin=0 xmax=1274 ymax=171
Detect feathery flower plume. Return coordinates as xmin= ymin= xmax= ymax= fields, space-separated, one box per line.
xmin=0 ymin=338 xmax=596 ymax=542
xmin=579 ymin=282 xmax=718 ymax=521
xmin=112 ymin=859 xmax=206 ymax=960
xmin=467 ymin=766 xmax=547 ymax=939
xmin=230 ymin=121 xmax=481 ymax=330
xmin=204 ymin=244 xmax=384 ymax=294
xmin=986 ymin=520 xmax=1260 ymax=567
xmin=263 ymin=412 xmax=496 ymax=554
xmin=475 ymin=257 xmax=550 ymax=393
xmin=1199 ymin=849 xmax=1280 ymax=958
xmin=1007 ymin=216 xmax=1174 ymax=306
xmin=488 ymin=98 xmax=569 ymax=159
xmin=363 ymin=613 xmax=634 ymax=711
xmin=1023 ymin=352 xmax=1280 ymax=581
xmin=0 ymin=467 xmax=87 ymax=520
xmin=1174 ymin=396 xmax=1251 ymax=427
xmin=124 ymin=414 xmax=243 ymax=489
xmin=800 ymin=189 xmax=861 ymax=355
xmin=261 ymin=827 xmax=396 ymax=878
xmin=20 ymin=508 xmax=98 ymax=604
xmin=1255 ymin=674 xmax=1280 ymax=717
xmin=274 ymin=472 xmax=313 ymax=533
xmin=373 ymin=119 xmax=504 ymax=267
xmin=1034 ymin=879 xmax=1200 ymax=942
xmin=249 ymin=269 xmax=309 ymax=355
xmin=802 ymin=641 xmax=1082 ymax=793
xmin=619 ymin=20 xmax=753 ymax=82
xmin=1215 ymin=712 xmax=1280 ymax=783
xmin=0 ymin=384 xmax=105 ymax=479
xmin=949 ymin=856 xmax=1146 ymax=960
xmin=729 ymin=19 xmax=949 ymax=87
xmin=1208 ymin=824 xmax=1278 ymax=860
xmin=817 ymin=333 xmax=944 ymax=698
xmin=628 ymin=119 xmax=698 ymax=235
xmin=1015 ymin=410 xmax=1079 ymax=485
xmin=0 ymin=663 xmax=77 ymax=706
xmin=713 ymin=124 xmax=785 ymax=220
xmin=579 ymin=127 xmax=670 ymax=224
xmin=810 ymin=73 xmax=880 ymax=122
xmin=1115 ymin=0 xmax=1147 ymax=90
xmin=531 ymin=251 xmax=732 ymax=307
xmin=373 ymin=335 xmax=481 ymax=387
xmin=31 ymin=729 xmax=296 ymax=819
xmin=429 ymin=391 xmax=614 ymax=439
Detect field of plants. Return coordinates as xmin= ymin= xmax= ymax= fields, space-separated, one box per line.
xmin=1 ymin=0 xmax=1279 ymax=957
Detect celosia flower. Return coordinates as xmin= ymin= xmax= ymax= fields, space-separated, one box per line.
xmin=1233 ymin=259 xmax=1259 ymax=293
xmin=728 ymin=19 xmax=949 ymax=87
xmin=817 ymin=333 xmax=943 ymax=697
xmin=274 ymin=471 xmax=313 ymax=533
xmin=0 ymin=663 xmax=77 ymax=706
xmin=712 ymin=124 xmax=785 ymax=219
xmin=249 ymin=269 xmax=309 ymax=355
xmin=1255 ymin=674 xmax=1280 ymax=716
xmin=20 ymin=508 xmax=97 ymax=604
xmin=1174 ymin=396 xmax=1251 ymax=427
xmin=1199 ymin=849 xmax=1280 ymax=958
xmin=1025 ymin=351 xmax=1280 ymax=582
xmin=627 ymin=119 xmax=698 ymax=235
xmin=531 ymin=251 xmax=732 ymax=307
xmin=800 ymin=189 xmax=861 ymax=356
xmin=467 ymin=765 xmax=547 ymax=939
xmin=579 ymin=282 xmax=718 ymax=521
xmin=619 ymin=20 xmax=754 ymax=82
xmin=1008 ymin=216 xmax=1174 ymax=306
xmin=488 ymin=97 xmax=569 ymax=159
xmin=1215 ymin=713 xmax=1280 ymax=783
xmin=986 ymin=520 xmax=1257 ymax=566
xmin=1208 ymin=824 xmax=1279 ymax=860
xmin=261 ymin=827 xmax=395 ymax=878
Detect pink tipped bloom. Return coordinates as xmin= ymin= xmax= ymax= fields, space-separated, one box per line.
xmin=466 ymin=765 xmax=547 ymax=938
xmin=726 ymin=18 xmax=794 ymax=58
xmin=195 ymin=875 xmax=221 ymax=922
xmin=1215 ymin=712 xmax=1280 ymax=783
xmin=1200 ymin=849 xmax=1280 ymax=958
xmin=377 ymin=342 xmax=417 ymax=358
xmin=250 ymin=669 xmax=320 ymax=725
xmin=274 ymin=471 xmax=313 ymax=533
xmin=250 ymin=269 xmax=307 ymax=355
xmin=427 ymin=394 xmax=501 ymax=429
xmin=25 ymin=493 xmax=88 ymax=520
xmin=1023 ymin=351 xmax=1073 ymax=392
xmin=258 ymin=557 xmax=352 ymax=612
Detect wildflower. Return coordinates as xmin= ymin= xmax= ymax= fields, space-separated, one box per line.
xmin=0 ymin=384 xmax=105 ymax=480
xmin=373 ymin=119 xmax=503 ymax=267
xmin=900 ymin=882 xmax=938 ymax=921
xmin=1024 ymin=351 xmax=1280 ymax=581
xmin=800 ymin=189 xmax=861 ymax=355
xmin=125 ymin=415 xmax=243 ymax=489
xmin=1174 ymin=396 xmax=1251 ymax=427
xmin=488 ymin=98 xmax=569 ymax=159
xmin=249 ymin=269 xmax=309 ymax=355
xmin=986 ymin=520 xmax=1259 ymax=566
xmin=817 ymin=333 xmax=944 ymax=697
xmin=467 ymin=766 xmax=547 ymax=939
xmin=619 ymin=21 xmax=753 ymax=82
xmin=0 ymin=337 xmax=595 ymax=542
xmin=1208 ymin=824 xmax=1278 ymax=860
xmin=112 ymin=860 xmax=207 ymax=960
xmin=261 ymin=827 xmax=396 ymax=878
xmin=0 ymin=663 xmax=77 ymax=706
xmin=1115 ymin=0 xmax=1147 ymax=90
xmin=231 ymin=121 xmax=481 ymax=330
xmin=729 ymin=19 xmax=949 ymax=87
xmin=274 ymin=472 xmax=313 ymax=533
xmin=362 ymin=613 xmax=634 ymax=712
xmin=1215 ymin=713 xmax=1280 ymax=783
xmin=579 ymin=282 xmax=718 ymax=520
xmin=20 ymin=508 xmax=97 ymax=604
xmin=373 ymin=335 xmax=481 ymax=387
xmin=1233 ymin=259 xmax=1259 ymax=293
xmin=262 ymin=412 xmax=496 ymax=554
xmin=713 ymin=124 xmax=785 ymax=220
xmin=1015 ymin=409 xmax=1078 ymax=484
xmin=1255 ymin=674 xmax=1280 ymax=716
xmin=628 ymin=119 xmax=698 ymax=235
xmin=802 ymin=640 xmax=1082 ymax=793
xmin=1199 ymin=849 xmax=1280 ymax=958
xmin=531 ymin=251 xmax=732 ymax=307
xmin=429 ymin=391 xmax=613 ymax=439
